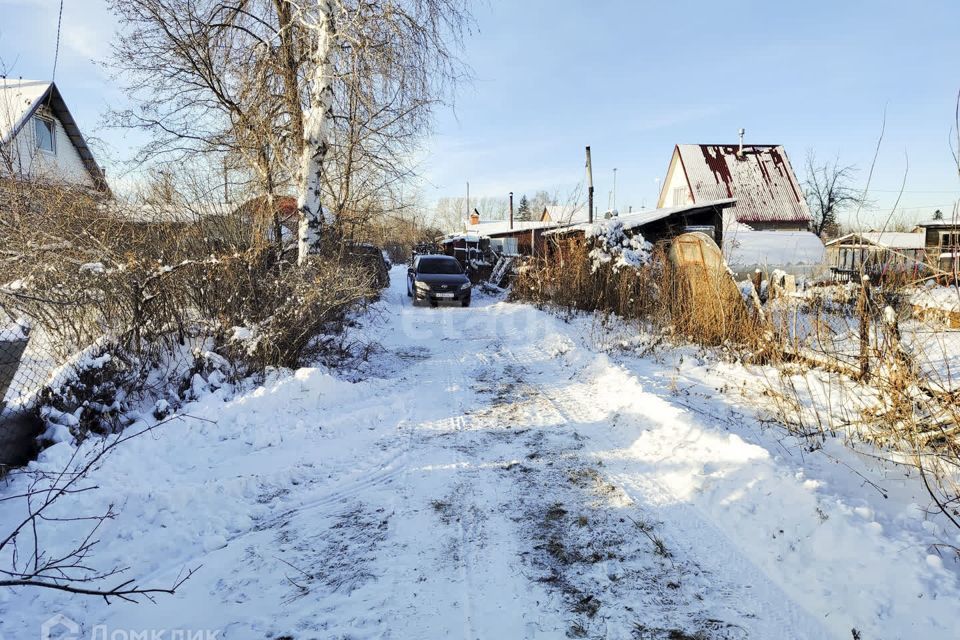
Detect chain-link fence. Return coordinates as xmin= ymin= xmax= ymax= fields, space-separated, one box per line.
xmin=0 ymin=320 xmax=64 ymax=468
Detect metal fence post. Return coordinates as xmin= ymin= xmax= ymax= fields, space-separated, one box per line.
xmin=858 ymin=275 xmax=872 ymax=380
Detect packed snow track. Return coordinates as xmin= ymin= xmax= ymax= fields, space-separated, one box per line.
xmin=2 ymin=266 xmax=958 ymax=639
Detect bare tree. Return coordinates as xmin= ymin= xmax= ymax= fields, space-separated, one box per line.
xmin=108 ymin=0 xmax=473 ymax=262
xmin=803 ymin=151 xmax=863 ymax=238
xmin=0 ymin=422 xmax=197 ymax=602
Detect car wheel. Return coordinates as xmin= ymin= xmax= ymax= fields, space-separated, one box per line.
xmin=461 ymin=299 xmax=471 ymax=308
xmin=429 ymin=300 xmax=438 ymax=308
xmin=407 ymin=279 xmax=412 ymax=297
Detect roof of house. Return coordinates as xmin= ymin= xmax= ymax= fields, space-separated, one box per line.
xmin=0 ymin=78 xmax=108 ymax=191
xmin=673 ymin=144 xmax=810 ymax=225
xmin=543 ymin=199 xmax=736 ymax=237
xmin=915 ymin=219 xmax=960 ymax=229
xmin=825 ymin=231 xmax=926 ymax=250
xmin=541 ymin=205 xmax=590 ymax=224
xmin=464 ymin=219 xmax=558 ymax=237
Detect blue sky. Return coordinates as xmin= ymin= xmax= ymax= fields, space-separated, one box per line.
xmin=2 ymin=0 xmax=959 ymax=225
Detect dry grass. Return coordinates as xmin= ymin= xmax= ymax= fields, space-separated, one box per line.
xmin=512 ymin=236 xmax=761 ymax=349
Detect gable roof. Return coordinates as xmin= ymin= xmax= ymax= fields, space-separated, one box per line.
xmin=0 ymin=78 xmax=109 ymax=192
xmin=541 ymin=204 xmax=590 ymax=224
xmin=672 ymin=144 xmax=810 ymax=225
xmin=825 ymin=231 xmax=926 ymax=250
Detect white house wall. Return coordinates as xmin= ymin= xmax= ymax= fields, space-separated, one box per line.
xmin=657 ymin=151 xmax=693 ymax=208
xmin=5 ymin=112 xmax=94 ymax=188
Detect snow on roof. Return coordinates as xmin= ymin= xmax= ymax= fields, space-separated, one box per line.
xmin=724 ymin=230 xmax=825 ymax=267
xmin=541 ymin=205 xmax=590 ymax=224
xmin=915 ymin=218 xmax=960 ymax=228
xmin=542 ymin=199 xmax=736 ymax=237
xmin=825 ymin=231 xmax=926 ymax=250
xmin=676 ymin=144 xmax=811 ymax=225
xmin=107 ymin=200 xmax=235 ymax=223
xmin=465 ymin=219 xmax=557 ymax=236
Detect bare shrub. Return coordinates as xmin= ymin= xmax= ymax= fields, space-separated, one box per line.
xmin=0 ymin=177 xmax=378 ymax=419
xmin=224 ymin=256 xmax=374 ymax=370
xmin=760 ymin=279 xmax=960 ymax=544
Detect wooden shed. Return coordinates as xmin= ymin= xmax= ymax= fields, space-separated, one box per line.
xmin=542 ymin=200 xmax=735 ymax=258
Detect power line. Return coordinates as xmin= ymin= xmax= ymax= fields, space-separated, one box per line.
xmin=51 ymin=0 xmax=64 ymax=81
xmin=866 ymin=189 xmax=960 ymax=194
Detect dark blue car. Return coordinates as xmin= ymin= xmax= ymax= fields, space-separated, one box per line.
xmin=407 ymin=255 xmax=472 ymax=307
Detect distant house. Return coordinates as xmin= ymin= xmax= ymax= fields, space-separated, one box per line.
xmin=463 ymin=214 xmax=557 ymax=256
xmin=0 ymin=79 xmax=109 ymax=193
xmin=824 ymin=231 xmax=927 ymax=282
xmin=915 ymin=218 xmax=960 ymax=276
xmin=539 ymin=205 xmax=590 ymax=225
xmin=234 ymin=194 xmax=299 ymax=242
xmin=658 ymin=144 xmax=810 ymax=232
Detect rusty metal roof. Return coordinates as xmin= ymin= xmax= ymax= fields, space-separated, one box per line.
xmin=676 ymin=144 xmax=811 ymax=225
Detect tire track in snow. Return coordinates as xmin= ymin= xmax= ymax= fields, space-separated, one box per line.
xmin=478 ymin=338 xmax=831 ymax=638
xmin=524 ymin=345 xmax=836 ymax=638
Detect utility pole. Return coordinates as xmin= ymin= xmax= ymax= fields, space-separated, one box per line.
xmin=585 ymin=146 xmax=594 ymax=224
xmin=509 ymin=192 xmax=514 ymax=230
xmin=612 ymin=167 xmax=618 ymax=213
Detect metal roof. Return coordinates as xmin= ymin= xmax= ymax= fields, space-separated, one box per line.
xmin=0 ymin=78 xmax=109 ymax=192
xmin=542 ymin=199 xmax=736 ymax=237
xmin=825 ymin=231 xmax=926 ymax=250
xmin=676 ymin=144 xmax=811 ymax=225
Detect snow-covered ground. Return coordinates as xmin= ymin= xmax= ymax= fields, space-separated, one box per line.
xmin=2 ymin=266 xmax=959 ymax=639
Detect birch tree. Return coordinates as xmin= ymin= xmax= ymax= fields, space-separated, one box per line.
xmin=297 ymin=0 xmax=336 ymax=262
xmin=110 ymin=0 xmax=473 ymax=261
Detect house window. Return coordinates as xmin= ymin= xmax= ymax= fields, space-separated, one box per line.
xmin=940 ymin=232 xmax=960 ymax=249
xmin=34 ymin=116 xmax=55 ymax=153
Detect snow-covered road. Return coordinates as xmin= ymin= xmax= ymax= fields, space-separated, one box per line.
xmin=2 ymin=266 xmax=959 ymax=639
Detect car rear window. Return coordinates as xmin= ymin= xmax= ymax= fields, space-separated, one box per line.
xmin=418 ymin=258 xmax=462 ymax=274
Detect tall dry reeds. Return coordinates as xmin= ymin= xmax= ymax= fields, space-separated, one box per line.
xmin=512 ymin=235 xmax=761 ymax=348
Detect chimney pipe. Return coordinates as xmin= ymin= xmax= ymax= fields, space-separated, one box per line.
xmin=509 ymin=192 xmax=514 ymax=230
xmin=738 ymin=128 xmax=745 ymax=156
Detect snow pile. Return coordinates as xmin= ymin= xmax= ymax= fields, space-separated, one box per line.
xmin=910 ymin=284 xmax=960 ymax=313
xmin=585 ymin=219 xmax=652 ymax=272
xmin=79 ymin=262 xmax=107 ymax=275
